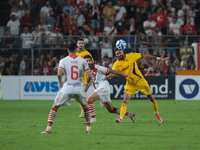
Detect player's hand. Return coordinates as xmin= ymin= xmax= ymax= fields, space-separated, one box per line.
xmin=59 ymin=82 xmax=63 ymax=88
xmin=160 ymin=57 xmax=170 ymax=61
xmin=105 ymin=74 xmax=112 ymax=80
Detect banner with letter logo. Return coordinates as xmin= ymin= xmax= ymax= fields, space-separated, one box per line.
xmin=175 ymin=76 xmax=200 ymax=100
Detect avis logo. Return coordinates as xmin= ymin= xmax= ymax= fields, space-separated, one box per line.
xmin=24 ymin=82 xmax=59 ymax=92
xmin=179 ymin=79 xmax=199 ymax=98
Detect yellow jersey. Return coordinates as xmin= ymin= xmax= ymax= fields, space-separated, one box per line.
xmin=76 ymin=49 xmax=94 ymax=83
xmin=113 ymin=53 xmax=144 ymax=86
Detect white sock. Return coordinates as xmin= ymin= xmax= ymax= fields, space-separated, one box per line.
xmin=46 ymin=126 xmax=51 ymax=130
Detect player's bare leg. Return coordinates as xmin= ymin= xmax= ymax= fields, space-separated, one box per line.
xmin=115 ymin=93 xmax=132 ymax=123
xmin=104 ymin=102 xmax=136 ymax=123
xmin=41 ymin=103 xmax=60 ymax=134
xmin=81 ymin=103 xmax=91 ymax=133
xmin=147 ymin=93 xmax=163 ymax=123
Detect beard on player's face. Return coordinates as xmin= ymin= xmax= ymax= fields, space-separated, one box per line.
xmin=88 ymin=62 xmax=93 ymax=68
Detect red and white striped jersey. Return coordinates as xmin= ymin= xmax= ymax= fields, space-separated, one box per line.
xmin=58 ymin=55 xmax=90 ymax=86
xmin=91 ymin=64 xmax=110 ymax=89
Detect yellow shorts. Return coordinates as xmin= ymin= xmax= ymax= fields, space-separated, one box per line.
xmin=124 ymin=78 xmax=151 ymax=97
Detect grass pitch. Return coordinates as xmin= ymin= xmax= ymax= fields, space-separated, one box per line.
xmin=0 ymin=100 xmax=200 ymax=150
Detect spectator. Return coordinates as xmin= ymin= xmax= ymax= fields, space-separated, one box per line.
xmin=153 ymin=0 xmax=165 ymax=14
xmin=88 ymin=0 xmax=100 ymax=7
xmin=163 ymin=59 xmax=171 ymax=76
xmin=89 ymin=0 xmax=101 ymax=33
xmin=167 ymin=10 xmax=173 ymax=24
xmin=194 ymin=0 xmax=200 ymax=33
xmin=164 ymin=1 xmax=176 ymax=17
xmin=41 ymin=60 xmax=51 ymax=75
xmin=126 ymin=18 xmax=139 ymax=35
xmin=181 ymin=28 xmax=195 ymax=46
xmin=54 ymin=0 xmax=65 ymax=14
xmin=153 ymin=6 xmax=168 ymax=35
xmin=182 ymin=18 xmax=197 ymax=35
xmin=21 ymin=10 xmax=35 ymax=32
xmin=68 ymin=19 xmax=79 ymax=35
xmin=3 ymin=61 xmax=15 ymax=75
xmin=126 ymin=0 xmax=137 ymax=22
xmin=0 ymin=56 xmax=5 ymax=75
xmin=145 ymin=67 xmax=157 ymax=76
xmin=20 ymin=26 xmax=33 ymax=58
xmin=32 ymin=0 xmax=45 ymax=19
xmin=44 ymin=10 xmax=57 ymax=32
xmin=40 ymin=0 xmax=52 ymax=19
xmin=187 ymin=5 xmax=196 ymax=25
xmin=135 ymin=0 xmax=150 ymax=8
xmin=169 ymin=16 xmax=182 ymax=35
xmin=74 ymin=9 xmax=86 ymax=28
xmin=63 ymin=10 xmax=71 ymax=34
xmin=165 ymin=29 xmax=179 ymax=58
xmin=44 ymin=25 xmax=56 ymax=44
xmin=3 ymin=31 xmax=15 ymax=49
xmin=180 ymin=0 xmax=189 ymax=25
xmin=8 ymin=0 xmax=25 ymax=10
xmin=38 ymin=18 xmax=47 ymax=36
xmin=103 ymin=0 xmax=115 ymax=27
xmin=100 ymin=31 xmax=113 ymax=58
xmin=171 ymin=55 xmax=180 ymax=75
xmin=138 ymin=30 xmax=150 ymax=54
xmin=143 ymin=14 xmax=156 ymax=36
xmin=180 ymin=39 xmax=193 ymax=63
xmin=6 ymin=14 xmax=20 ymax=36
xmin=11 ymin=54 xmax=19 ymax=75
xmin=76 ymin=0 xmax=88 ymax=16
xmin=140 ymin=7 xmax=148 ymax=30
xmin=151 ymin=26 xmax=164 ymax=56
xmin=24 ymin=0 xmax=31 ymax=11
xmin=122 ymin=30 xmax=134 ymax=54
xmin=10 ymin=6 xmax=25 ymax=21
xmin=18 ymin=55 xmax=29 ymax=75
xmin=88 ymin=30 xmax=99 ymax=59
xmin=62 ymin=0 xmax=75 ymax=16
xmin=114 ymin=0 xmax=127 ymax=30
xmin=104 ymin=20 xmax=117 ymax=42
xmin=51 ymin=57 xmax=58 ymax=75
xmin=64 ymin=28 xmax=76 ymax=45
xmin=32 ymin=26 xmax=42 ymax=57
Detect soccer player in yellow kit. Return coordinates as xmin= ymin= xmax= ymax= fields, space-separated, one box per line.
xmin=112 ymin=48 xmax=169 ymax=123
xmin=76 ymin=38 xmax=94 ymax=117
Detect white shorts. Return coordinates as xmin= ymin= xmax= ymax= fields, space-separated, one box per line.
xmin=94 ymin=86 xmax=111 ymax=103
xmin=54 ymin=85 xmax=87 ymax=106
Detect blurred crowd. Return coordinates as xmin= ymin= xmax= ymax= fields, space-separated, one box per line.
xmin=1 ymin=0 xmax=199 ymax=76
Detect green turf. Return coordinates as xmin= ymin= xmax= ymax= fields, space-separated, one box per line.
xmin=0 ymin=100 xmax=200 ymax=150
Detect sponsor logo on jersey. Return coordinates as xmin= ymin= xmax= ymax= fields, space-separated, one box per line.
xmin=179 ymin=79 xmax=199 ymax=98
xmin=122 ymin=65 xmax=129 ymax=71
xmin=24 ymin=82 xmax=59 ymax=92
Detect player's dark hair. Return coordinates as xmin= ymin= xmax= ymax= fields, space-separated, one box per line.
xmin=84 ymin=55 xmax=92 ymax=59
xmin=68 ymin=43 xmax=77 ymax=52
xmin=77 ymin=38 xmax=84 ymax=43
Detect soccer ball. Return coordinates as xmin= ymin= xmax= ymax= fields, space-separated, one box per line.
xmin=116 ymin=39 xmax=126 ymax=50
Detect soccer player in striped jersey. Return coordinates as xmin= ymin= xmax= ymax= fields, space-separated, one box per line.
xmin=84 ymin=55 xmax=136 ymax=123
xmin=76 ymin=38 xmax=94 ymax=118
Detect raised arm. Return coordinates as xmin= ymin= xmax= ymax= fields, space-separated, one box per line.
xmin=142 ymin=54 xmax=169 ymax=61
xmin=108 ymin=69 xmax=128 ymax=78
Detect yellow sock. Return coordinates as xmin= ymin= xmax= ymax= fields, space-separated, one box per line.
xmin=150 ymin=99 xmax=158 ymax=112
xmin=120 ymin=103 xmax=127 ymax=119
xmin=79 ymin=102 xmax=84 ymax=112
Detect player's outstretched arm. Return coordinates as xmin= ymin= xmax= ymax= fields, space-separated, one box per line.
xmin=109 ymin=69 xmax=129 ymax=78
xmin=142 ymin=54 xmax=169 ymax=61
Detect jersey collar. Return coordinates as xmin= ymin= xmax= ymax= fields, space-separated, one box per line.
xmin=69 ymin=54 xmax=78 ymax=59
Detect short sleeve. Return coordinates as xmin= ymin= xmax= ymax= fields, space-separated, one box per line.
xmin=129 ymin=53 xmax=142 ymax=62
xmin=6 ymin=21 xmax=10 ymax=27
xmin=112 ymin=62 xmax=119 ymax=71
xmin=98 ymin=66 xmax=109 ymax=75
xmin=58 ymin=59 xmax=64 ymax=72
